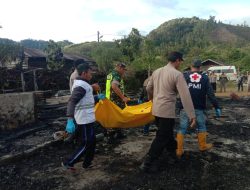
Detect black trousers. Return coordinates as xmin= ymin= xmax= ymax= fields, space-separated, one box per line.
xmin=210 ymin=82 xmax=216 ymax=92
xmin=148 ymin=117 xmax=177 ymax=159
xmin=66 ymin=122 xmax=96 ymax=166
xmin=238 ymin=83 xmax=243 ymax=91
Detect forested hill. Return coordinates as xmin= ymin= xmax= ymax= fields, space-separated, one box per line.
xmin=143 ymin=17 xmax=250 ymax=71
xmin=148 ymin=17 xmax=250 ymax=48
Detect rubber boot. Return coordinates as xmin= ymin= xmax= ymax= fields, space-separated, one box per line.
xmin=176 ymin=133 xmax=184 ymax=159
xmin=197 ymin=132 xmax=213 ymax=151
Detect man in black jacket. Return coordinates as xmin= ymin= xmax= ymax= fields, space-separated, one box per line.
xmin=176 ymin=60 xmax=221 ymax=158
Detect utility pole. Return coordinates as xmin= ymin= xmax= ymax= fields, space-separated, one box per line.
xmin=97 ymin=31 xmax=103 ymax=43
xmin=97 ymin=31 xmax=100 ymax=43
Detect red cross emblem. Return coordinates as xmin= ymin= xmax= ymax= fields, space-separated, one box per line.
xmin=192 ymin=74 xmax=199 ymax=80
xmin=190 ymin=73 xmax=201 ymax=82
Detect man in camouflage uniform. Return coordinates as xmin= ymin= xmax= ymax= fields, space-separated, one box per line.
xmin=105 ymin=62 xmax=130 ymax=143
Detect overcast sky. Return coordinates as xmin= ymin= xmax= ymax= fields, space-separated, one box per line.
xmin=0 ymin=0 xmax=250 ymax=44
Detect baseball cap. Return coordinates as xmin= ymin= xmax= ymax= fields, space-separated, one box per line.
xmin=192 ymin=59 xmax=202 ymax=67
xmin=168 ymin=51 xmax=184 ymax=62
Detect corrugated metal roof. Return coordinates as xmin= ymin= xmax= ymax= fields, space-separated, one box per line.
xmin=23 ymin=48 xmax=97 ymax=67
xmin=24 ymin=48 xmax=46 ymax=58
xmin=202 ymin=59 xmax=224 ymax=66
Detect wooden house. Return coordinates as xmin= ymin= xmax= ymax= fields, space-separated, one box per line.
xmin=23 ymin=48 xmax=47 ymax=69
xmin=201 ymin=59 xmax=225 ymax=71
xmin=184 ymin=59 xmax=225 ymax=72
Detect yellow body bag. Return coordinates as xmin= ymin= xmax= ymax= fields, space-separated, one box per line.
xmin=95 ymin=99 xmax=155 ymax=128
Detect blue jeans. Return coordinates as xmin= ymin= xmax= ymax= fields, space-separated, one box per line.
xmin=178 ymin=109 xmax=206 ymax=134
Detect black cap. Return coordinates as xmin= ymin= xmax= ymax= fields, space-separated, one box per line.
xmin=168 ymin=51 xmax=184 ymax=62
xmin=77 ymin=63 xmax=91 ymax=75
xmin=192 ymin=59 xmax=202 ymax=68
xmin=117 ymin=62 xmax=126 ymax=67
xmin=116 ymin=62 xmax=127 ymax=70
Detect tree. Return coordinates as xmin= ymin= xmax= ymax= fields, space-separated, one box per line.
xmin=0 ymin=39 xmax=22 ymax=67
xmin=44 ymin=40 xmax=64 ymax=70
xmin=91 ymin=43 xmax=122 ymax=74
xmin=115 ymin=28 xmax=144 ymax=62
xmin=228 ymin=49 xmax=245 ymax=61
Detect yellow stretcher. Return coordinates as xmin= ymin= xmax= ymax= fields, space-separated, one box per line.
xmin=95 ymin=99 xmax=155 ymax=128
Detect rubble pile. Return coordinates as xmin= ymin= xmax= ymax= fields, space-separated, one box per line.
xmin=0 ymin=68 xmax=70 ymax=93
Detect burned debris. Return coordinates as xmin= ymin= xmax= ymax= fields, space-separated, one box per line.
xmin=0 ymin=93 xmax=250 ymax=190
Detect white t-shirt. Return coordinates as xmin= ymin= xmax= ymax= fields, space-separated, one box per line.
xmin=69 ymin=69 xmax=79 ymax=93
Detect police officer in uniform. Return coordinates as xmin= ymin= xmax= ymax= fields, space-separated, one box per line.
xmin=176 ymin=60 xmax=222 ymax=158
xmin=105 ymin=62 xmax=130 ymax=142
xmin=140 ymin=52 xmax=196 ymax=172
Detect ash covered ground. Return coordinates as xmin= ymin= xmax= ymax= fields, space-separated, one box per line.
xmin=0 ymin=97 xmax=250 ymax=190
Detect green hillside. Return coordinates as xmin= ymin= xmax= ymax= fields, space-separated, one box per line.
xmin=62 ymin=17 xmax=250 ymax=73
xmin=1 ymin=17 xmax=250 ymax=73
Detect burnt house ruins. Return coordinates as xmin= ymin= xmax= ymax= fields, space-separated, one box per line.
xmin=0 ymin=48 xmax=97 ymax=93
xmin=22 ymin=48 xmax=96 ymax=70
